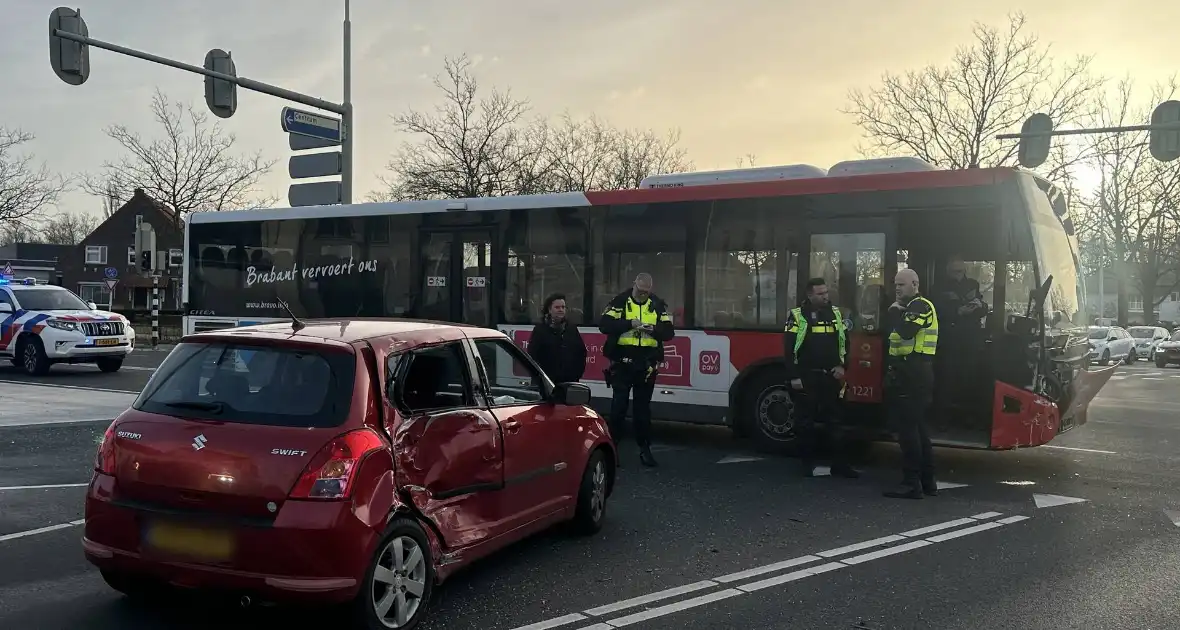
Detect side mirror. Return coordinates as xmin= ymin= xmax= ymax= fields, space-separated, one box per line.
xmin=86 ymin=301 xmax=97 ymax=310
xmin=552 ymin=382 xmax=591 ymax=406
xmin=0 ymin=303 xmax=12 ymax=314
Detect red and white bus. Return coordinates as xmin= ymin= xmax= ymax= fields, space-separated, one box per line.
xmin=183 ymin=157 xmax=1115 ymax=451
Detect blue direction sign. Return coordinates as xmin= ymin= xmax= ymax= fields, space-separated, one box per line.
xmin=281 ymin=107 xmax=342 ymax=143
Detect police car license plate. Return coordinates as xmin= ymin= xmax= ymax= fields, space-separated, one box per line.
xmin=94 ymin=338 xmax=120 ymax=346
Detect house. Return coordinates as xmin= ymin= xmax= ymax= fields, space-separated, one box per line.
xmin=58 ymin=188 xmax=185 ymax=311
xmin=0 ymin=242 xmax=72 ymax=284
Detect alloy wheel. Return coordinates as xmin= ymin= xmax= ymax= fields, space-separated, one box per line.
xmin=23 ymin=344 xmax=37 ymax=372
xmin=589 ymin=458 xmax=607 ymax=523
xmin=371 ymin=535 xmax=428 ymax=628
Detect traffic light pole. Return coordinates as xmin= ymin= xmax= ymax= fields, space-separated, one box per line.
xmin=1000 ymin=102 xmax=1180 ymax=168
xmin=49 ymin=7 xmax=353 ymax=202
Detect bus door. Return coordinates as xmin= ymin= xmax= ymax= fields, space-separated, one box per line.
xmin=418 ymin=229 xmax=494 ymax=327
xmin=804 ymin=218 xmax=896 ymax=409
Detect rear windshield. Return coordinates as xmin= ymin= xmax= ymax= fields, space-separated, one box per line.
xmin=134 ymin=341 xmax=356 ymax=427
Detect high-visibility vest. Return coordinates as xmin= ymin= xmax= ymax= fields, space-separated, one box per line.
xmin=616 ymin=299 xmax=662 ymax=347
xmin=786 ymin=306 xmax=847 ymax=364
xmin=887 ymin=296 xmax=939 ymax=356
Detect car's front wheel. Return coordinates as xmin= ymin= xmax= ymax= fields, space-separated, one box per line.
xmin=18 ymin=336 xmax=50 ymax=376
xmin=96 ymin=357 xmax=123 ymax=373
xmin=571 ymin=448 xmax=610 ymax=535
xmin=355 ymin=518 xmax=434 ymax=630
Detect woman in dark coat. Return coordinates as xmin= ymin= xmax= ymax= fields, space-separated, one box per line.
xmin=527 ymin=293 xmax=587 ymax=383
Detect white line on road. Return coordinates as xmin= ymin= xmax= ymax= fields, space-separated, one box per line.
xmin=0 ymin=519 xmax=84 ymax=543
xmin=0 ymin=380 xmax=138 ymax=394
xmin=118 ymin=366 xmax=156 ymax=372
xmin=1041 ymin=445 xmax=1117 ymax=454
xmin=0 ymin=483 xmax=88 ymax=491
xmin=512 ymin=512 xmax=1022 ymax=630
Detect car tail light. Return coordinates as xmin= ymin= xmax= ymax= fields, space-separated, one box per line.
xmin=288 ymin=429 xmax=385 ymax=500
xmin=94 ymin=422 xmax=117 ymax=475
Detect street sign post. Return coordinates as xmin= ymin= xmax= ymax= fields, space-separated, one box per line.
xmin=289 ymin=181 xmax=343 ymax=207
xmin=289 ymin=151 xmax=343 ymax=179
xmin=281 ymin=107 xmax=341 ymax=143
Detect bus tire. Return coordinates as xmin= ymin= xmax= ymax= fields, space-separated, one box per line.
xmin=736 ymin=367 xmax=798 ymax=454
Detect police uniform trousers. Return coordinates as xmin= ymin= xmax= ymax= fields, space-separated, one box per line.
xmin=886 ymin=360 xmax=935 ymax=485
xmin=793 ymin=369 xmax=849 ymax=468
xmin=608 ymin=360 xmax=656 ymax=448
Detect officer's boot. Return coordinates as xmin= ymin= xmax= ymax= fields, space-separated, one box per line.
xmin=921 ymin=473 xmax=938 ymax=496
xmin=830 ymin=462 xmax=860 ymax=479
xmin=639 ymin=445 xmax=658 ymax=468
xmin=883 ymin=475 xmax=923 ymax=500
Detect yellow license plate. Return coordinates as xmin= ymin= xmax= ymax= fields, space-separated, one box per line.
xmin=143 ymin=522 xmax=234 ymax=560
xmin=94 ymin=338 xmax=120 ymax=346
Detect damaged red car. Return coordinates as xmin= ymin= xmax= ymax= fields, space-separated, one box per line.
xmin=83 ymin=319 xmax=615 ymax=629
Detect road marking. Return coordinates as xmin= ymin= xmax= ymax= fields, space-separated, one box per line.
xmin=716 ymin=455 xmax=765 ymax=464
xmin=0 ymin=380 xmax=138 ymax=394
xmin=1165 ymin=510 xmax=1180 ymax=527
xmin=118 ymin=365 xmax=156 ymax=372
xmin=0 ymin=519 xmax=84 ymax=543
xmin=1142 ymin=377 xmax=1163 ymax=381
xmin=0 ymin=482 xmax=88 ymax=491
xmin=1042 ymin=445 xmax=1117 ymax=454
xmin=1033 ymin=493 xmax=1088 ymax=508
xmin=583 ymin=581 xmax=717 ymax=616
xmin=936 ymin=481 xmax=968 ymax=490
xmin=515 ymin=512 xmax=1014 ymax=630
xmin=602 ymin=589 xmax=742 ymax=627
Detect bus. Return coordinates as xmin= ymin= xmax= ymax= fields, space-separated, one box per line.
xmin=182 ymin=156 xmax=1116 ymax=452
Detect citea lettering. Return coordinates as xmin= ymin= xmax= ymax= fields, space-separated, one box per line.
xmin=245 ymin=257 xmax=379 ymax=288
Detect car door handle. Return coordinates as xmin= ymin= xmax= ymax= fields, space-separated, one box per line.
xmin=503 ymin=420 xmax=521 ymax=433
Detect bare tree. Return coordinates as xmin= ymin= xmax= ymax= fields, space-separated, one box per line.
xmin=1078 ymin=78 xmax=1180 ymax=323
xmin=83 ymin=89 xmax=277 ymax=225
xmin=540 ymin=114 xmax=691 ymax=192
xmin=41 ymin=211 xmax=101 ymax=245
xmin=0 ymin=128 xmax=70 ymax=229
xmin=844 ymin=13 xmax=1102 ymax=181
xmin=373 ymin=56 xmax=692 ymax=201
xmin=375 ymin=55 xmax=540 ymax=201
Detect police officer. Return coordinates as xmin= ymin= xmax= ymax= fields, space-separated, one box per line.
xmin=883 ymin=268 xmax=939 ymax=499
xmin=937 ymin=256 xmax=987 ymax=329
xmin=600 ymin=272 xmax=674 ymax=467
xmin=784 ymin=278 xmax=860 ymax=478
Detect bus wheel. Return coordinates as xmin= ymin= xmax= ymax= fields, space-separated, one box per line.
xmin=738 ymin=369 xmax=797 ymax=453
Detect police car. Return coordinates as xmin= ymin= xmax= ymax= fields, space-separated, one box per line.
xmin=0 ymin=278 xmax=136 ymax=375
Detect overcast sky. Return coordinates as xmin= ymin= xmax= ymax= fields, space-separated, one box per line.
xmin=3 ymin=0 xmax=1177 ymax=217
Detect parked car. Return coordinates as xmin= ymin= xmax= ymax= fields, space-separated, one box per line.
xmin=83 ymin=319 xmax=615 ymax=629
xmin=1153 ymin=330 xmax=1180 ymax=367
xmin=1087 ymin=325 xmax=1137 ymax=365
xmin=1128 ymin=325 xmax=1171 ymax=362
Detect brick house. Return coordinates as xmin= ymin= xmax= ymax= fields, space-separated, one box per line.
xmin=59 ymin=188 xmax=185 ymax=311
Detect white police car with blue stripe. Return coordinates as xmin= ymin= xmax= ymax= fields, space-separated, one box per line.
xmin=0 ymin=278 xmax=137 ymax=375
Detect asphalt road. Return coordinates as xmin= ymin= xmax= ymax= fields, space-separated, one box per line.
xmin=0 ymin=361 xmax=1177 ymax=629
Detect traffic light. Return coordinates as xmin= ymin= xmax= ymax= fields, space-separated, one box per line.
xmin=140 ymin=249 xmax=154 ymax=273
xmin=1017 ymin=113 xmax=1053 ymax=169
xmin=204 ymin=48 xmax=237 ymax=119
xmin=49 ymin=7 xmax=90 ymax=86
xmin=135 ymin=222 xmax=156 ymax=276
xmin=1149 ymin=100 xmax=1180 ymax=163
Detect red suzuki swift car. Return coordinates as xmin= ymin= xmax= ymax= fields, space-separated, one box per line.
xmin=83 ymin=319 xmax=616 ymax=629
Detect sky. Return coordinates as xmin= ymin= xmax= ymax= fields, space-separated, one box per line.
xmin=3 ymin=0 xmax=1178 ymax=218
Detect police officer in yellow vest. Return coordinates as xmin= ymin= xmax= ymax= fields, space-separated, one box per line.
xmin=600 ymin=273 xmax=674 ymax=467
xmin=882 ymin=268 xmax=940 ymax=499
xmin=784 ymin=278 xmax=860 ymax=478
